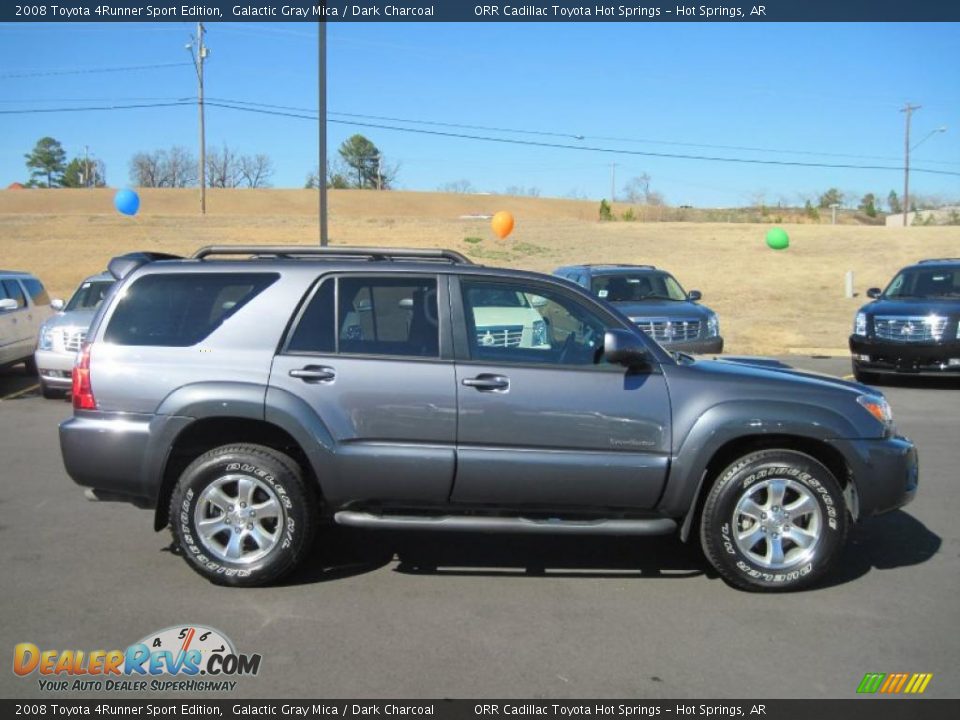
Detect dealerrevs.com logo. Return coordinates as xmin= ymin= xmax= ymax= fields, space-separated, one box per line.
xmin=13 ymin=625 xmax=261 ymax=693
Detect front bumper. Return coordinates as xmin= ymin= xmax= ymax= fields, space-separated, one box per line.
xmin=830 ymin=435 xmax=918 ymax=518
xmin=35 ymin=349 xmax=75 ymax=389
xmin=849 ymin=335 xmax=960 ymax=375
xmin=661 ymin=336 xmax=724 ymax=354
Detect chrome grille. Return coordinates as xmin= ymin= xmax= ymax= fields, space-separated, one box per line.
xmin=632 ymin=319 xmax=701 ymax=342
xmin=63 ymin=329 xmax=87 ymax=352
xmin=874 ymin=315 xmax=947 ymax=343
xmin=476 ymin=325 xmax=523 ymax=348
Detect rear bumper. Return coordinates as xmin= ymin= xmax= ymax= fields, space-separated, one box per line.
xmin=662 ymin=336 xmax=724 ymax=354
xmin=59 ymin=412 xmax=192 ymax=508
xmin=849 ymin=335 xmax=960 ymax=376
xmin=830 ymin=435 xmax=918 ymax=518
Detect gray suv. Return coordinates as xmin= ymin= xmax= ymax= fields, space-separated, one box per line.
xmin=554 ymin=264 xmax=723 ymax=354
xmin=60 ymin=246 xmax=918 ymax=591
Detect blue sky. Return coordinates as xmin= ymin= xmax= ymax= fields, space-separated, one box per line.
xmin=1 ymin=21 xmax=958 ymax=207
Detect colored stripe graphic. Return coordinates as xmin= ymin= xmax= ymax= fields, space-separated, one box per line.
xmin=857 ymin=672 xmax=932 ymax=694
xmin=857 ymin=673 xmax=886 ymax=693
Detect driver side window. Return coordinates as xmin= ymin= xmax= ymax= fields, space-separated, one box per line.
xmin=461 ymin=280 xmax=606 ymax=366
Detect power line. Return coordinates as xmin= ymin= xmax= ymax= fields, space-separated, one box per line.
xmin=0 ymin=62 xmax=193 ymax=80
xmin=203 ymin=101 xmax=960 ymax=178
xmin=0 ymin=101 xmax=193 ymax=115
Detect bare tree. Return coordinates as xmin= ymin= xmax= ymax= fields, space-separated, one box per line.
xmin=622 ymin=174 xmax=652 ymax=204
xmin=439 ymin=179 xmax=474 ymax=194
xmin=238 ymin=153 xmax=274 ymax=188
xmin=129 ymin=151 xmax=165 ymax=188
xmin=165 ymin=146 xmax=197 ymax=188
xmin=206 ymin=145 xmax=242 ymax=189
xmin=505 ymin=185 xmax=541 ymax=197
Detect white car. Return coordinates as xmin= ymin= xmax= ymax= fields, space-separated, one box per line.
xmin=0 ymin=271 xmax=56 ymax=375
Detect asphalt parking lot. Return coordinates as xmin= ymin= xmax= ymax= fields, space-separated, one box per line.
xmin=0 ymin=356 xmax=957 ymax=699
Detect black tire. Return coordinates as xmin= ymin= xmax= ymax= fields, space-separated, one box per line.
xmin=169 ymin=444 xmax=317 ymax=587
xmin=700 ymin=449 xmax=849 ymax=592
xmin=40 ymin=381 xmax=66 ymax=400
xmin=23 ymin=356 xmax=37 ymax=376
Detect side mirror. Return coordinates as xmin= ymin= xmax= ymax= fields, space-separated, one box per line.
xmin=398 ymin=298 xmax=414 ymax=309
xmin=604 ymin=329 xmax=651 ymax=368
xmin=51 ymin=298 xmax=65 ymax=311
xmin=866 ymin=288 xmax=882 ymax=299
xmin=0 ymin=298 xmax=18 ymax=312
xmin=687 ymin=290 xmax=702 ymax=301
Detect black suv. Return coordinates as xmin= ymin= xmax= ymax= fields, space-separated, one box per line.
xmin=553 ymin=264 xmax=723 ymax=354
xmin=60 ymin=246 xmax=917 ymax=591
xmin=850 ymin=258 xmax=960 ymax=382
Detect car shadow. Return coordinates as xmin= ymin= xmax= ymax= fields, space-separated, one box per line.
xmin=0 ymin=364 xmax=38 ymax=399
xmin=281 ymin=509 xmax=939 ymax=590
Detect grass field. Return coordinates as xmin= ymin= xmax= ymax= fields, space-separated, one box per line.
xmin=2 ymin=188 xmax=957 ymax=355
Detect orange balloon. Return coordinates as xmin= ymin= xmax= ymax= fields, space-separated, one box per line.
xmin=491 ymin=211 xmax=515 ymax=239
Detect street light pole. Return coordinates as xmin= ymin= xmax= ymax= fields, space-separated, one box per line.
xmin=900 ymin=103 xmax=920 ymax=228
xmin=188 ymin=24 xmax=208 ymax=215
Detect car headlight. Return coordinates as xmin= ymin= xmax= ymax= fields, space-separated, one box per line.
xmin=532 ymin=319 xmax=548 ymax=346
xmin=857 ymin=394 xmax=894 ymax=430
xmin=854 ymin=312 xmax=867 ymax=336
xmin=706 ymin=313 xmax=719 ymax=338
xmin=38 ymin=325 xmax=54 ymax=351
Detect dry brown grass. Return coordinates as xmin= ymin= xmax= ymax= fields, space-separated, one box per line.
xmin=2 ymin=188 xmax=957 ymax=355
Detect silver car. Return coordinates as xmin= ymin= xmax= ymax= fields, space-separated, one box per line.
xmin=35 ymin=272 xmax=114 ymax=398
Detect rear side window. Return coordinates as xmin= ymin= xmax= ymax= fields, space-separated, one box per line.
xmin=104 ymin=273 xmax=278 ymax=347
xmin=21 ymin=278 xmax=50 ymax=305
xmin=1 ymin=280 xmax=27 ymax=308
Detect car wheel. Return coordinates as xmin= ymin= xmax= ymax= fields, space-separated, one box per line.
xmin=700 ymin=449 xmax=848 ymax=592
xmin=40 ymin=381 xmax=65 ymax=399
xmin=23 ymin=356 xmax=38 ymax=376
xmin=169 ymin=444 xmax=317 ymax=587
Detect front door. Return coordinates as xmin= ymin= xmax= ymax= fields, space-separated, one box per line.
xmin=269 ymin=273 xmax=457 ymax=506
xmin=451 ymin=276 xmax=671 ymax=510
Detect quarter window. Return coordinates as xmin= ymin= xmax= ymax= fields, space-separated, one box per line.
xmin=21 ymin=278 xmax=50 ymax=305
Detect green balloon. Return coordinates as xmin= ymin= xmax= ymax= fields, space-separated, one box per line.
xmin=765 ymin=227 xmax=790 ymax=250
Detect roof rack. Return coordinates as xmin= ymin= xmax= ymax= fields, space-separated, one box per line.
xmin=191 ymin=245 xmax=473 ymax=264
xmin=582 ymin=263 xmax=656 ymax=269
xmin=917 ymin=258 xmax=960 ymax=264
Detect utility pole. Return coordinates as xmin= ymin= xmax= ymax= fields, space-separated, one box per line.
xmin=901 ymin=103 xmax=920 ymax=228
xmin=188 ymin=24 xmax=208 ymax=215
xmin=83 ymin=145 xmax=90 ymax=188
xmin=376 ymin=154 xmax=382 ymax=191
xmin=318 ymin=21 xmax=328 ymax=246
xmin=610 ymin=162 xmax=617 ymax=202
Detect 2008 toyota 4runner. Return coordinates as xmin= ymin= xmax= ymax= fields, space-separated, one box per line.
xmin=60 ymin=246 xmax=918 ymax=591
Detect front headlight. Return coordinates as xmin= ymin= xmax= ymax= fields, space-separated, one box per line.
xmin=531 ymin=319 xmax=548 ymax=346
xmin=857 ymin=394 xmax=894 ymax=430
xmin=38 ymin=325 xmax=54 ymax=351
xmin=706 ymin=313 xmax=719 ymax=338
xmin=854 ymin=312 xmax=867 ymax=336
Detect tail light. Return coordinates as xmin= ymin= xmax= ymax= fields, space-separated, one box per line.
xmin=72 ymin=343 xmax=96 ymax=410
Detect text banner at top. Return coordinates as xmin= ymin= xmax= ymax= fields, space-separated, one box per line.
xmin=4 ymin=1 xmax=960 ymax=23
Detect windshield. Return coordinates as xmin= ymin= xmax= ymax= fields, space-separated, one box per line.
xmin=65 ymin=280 xmax=114 ymax=312
xmin=591 ymin=272 xmax=687 ymax=302
xmin=883 ymin=268 xmax=960 ymax=299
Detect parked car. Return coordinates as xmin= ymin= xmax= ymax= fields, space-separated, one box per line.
xmin=0 ymin=270 xmax=55 ymax=374
xmin=35 ymin=272 xmax=115 ymax=398
xmin=850 ymin=258 xmax=960 ymax=383
xmin=553 ymin=264 xmax=723 ymax=354
xmin=60 ymin=246 xmax=917 ymax=591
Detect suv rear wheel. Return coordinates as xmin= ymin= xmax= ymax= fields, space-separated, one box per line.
xmin=700 ymin=449 xmax=848 ymax=592
xmin=169 ymin=444 xmax=317 ymax=586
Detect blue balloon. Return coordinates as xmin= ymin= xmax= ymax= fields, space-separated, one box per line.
xmin=114 ymin=189 xmax=140 ymax=216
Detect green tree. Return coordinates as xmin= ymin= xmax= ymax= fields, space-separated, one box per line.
xmin=804 ymin=199 xmax=820 ymax=221
xmin=598 ymin=199 xmax=613 ymax=221
xmin=25 ymin=137 xmax=67 ymax=187
xmin=61 ymin=157 xmax=106 ymax=188
xmin=818 ymin=188 xmax=843 ymax=209
xmin=858 ymin=193 xmax=878 ymax=218
xmin=337 ymin=134 xmax=396 ymax=189
xmin=887 ymin=190 xmax=902 ymax=214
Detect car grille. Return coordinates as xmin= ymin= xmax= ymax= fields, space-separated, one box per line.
xmin=874 ymin=315 xmax=947 ymax=343
xmin=476 ymin=325 xmax=523 ymax=348
xmin=63 ymin=329 xmax=87 ymax=352
xmin=632 ymin=319 xmax=701 ymax=342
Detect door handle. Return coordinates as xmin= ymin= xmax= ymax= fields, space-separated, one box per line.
xmin=462 ymin=374 xmax=509 ymax=391
xmin=289 ymin=366 xmax=335 ymax=383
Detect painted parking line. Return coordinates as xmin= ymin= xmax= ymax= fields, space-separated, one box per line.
xmin=0 ymin=384 xmax=39 ymax=401
xmin=843 ymin=374 xmax=855 ymax=380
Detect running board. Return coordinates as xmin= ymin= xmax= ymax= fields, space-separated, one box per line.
xmin=334 ymin=511 xmax=676 ymax=536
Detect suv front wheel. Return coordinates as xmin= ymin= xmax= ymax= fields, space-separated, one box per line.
xmin=700 ymin=449 xmax=848 ymax=592
xmin=170 ymin=444 xmax=317 ymax=586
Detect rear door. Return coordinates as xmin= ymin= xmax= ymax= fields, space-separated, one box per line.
xmin=269 ymin=273 xmax=457 ymax=506
xmin=450 ymin=275 xmax=671 ymax=510
xmin=0 ymin=279 xmax=33 ymax=362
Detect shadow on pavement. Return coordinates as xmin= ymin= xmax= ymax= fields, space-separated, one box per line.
xmin=0 ymin=364 xmax=38 ymax=399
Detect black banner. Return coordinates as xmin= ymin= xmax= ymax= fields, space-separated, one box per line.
xmin=3 ymin=0 xmax=960 ymax=23
xmin=1 ymin=700 xmax=958 ymax=720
